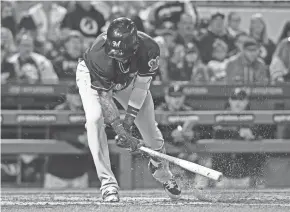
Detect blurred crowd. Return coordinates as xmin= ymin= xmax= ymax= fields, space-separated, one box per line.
xmin=1 ymin=1 xmax=290 ymax=85
xmin=1 ymin=1 xmax=290 ymax=190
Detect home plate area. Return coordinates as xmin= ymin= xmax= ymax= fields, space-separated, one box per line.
xmin=1 ymin=189 xmax=290 ymax=212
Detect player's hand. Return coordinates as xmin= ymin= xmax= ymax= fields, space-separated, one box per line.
xmin=115 ymin=134 xmax=141 ymax=152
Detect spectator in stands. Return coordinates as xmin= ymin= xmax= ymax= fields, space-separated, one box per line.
xmin=1 ymin=42 xmax=16 ymax=83
xmin=198 ymin=12 xmax=235 ymax=64
xmin=196 ymin=18 xmax=210 ymax=40
xmin=60 ymin=1 xmax=107 ymax=49
xmin=167 ymin=44 xmax=192 ymax=81
xmin=231 ymin=32 xmax=249 ymax=56
xmin=249 ymin=13 xmax=276 ymax=65
xmin=278 ymin=21 xmax=290 ymax=43
xmin=108 ymin=5 xmax=126 ymax=22
xmin=1 ymin=27 xmax=16 ymax=56
xmin=18 ymin=12 xmax=49 ymax=56
xmin=19 ymin=2 xmax=67 ymax=44
xmin=176 ymin=13 xmax=199 ymax=46
xmin=157 ymin=84 xmax=194 ymax=145
xmin=157 ymin=84 xmax=191 ymax=112
xmin=127 ymin=4 xmax=145 ymax=33
xmin=156 ymin=22 xmax=178 ymax=53
xmin=31 ymin=2 xmax=67 ymax=43
xmin=53 ymin=31 xmax=84 ymax=80
xmin=45 ymin=85 xmax=90 ymax=189
xmin=207 ymin=39 xmax=229 ymax=82
xmin=226 ymin=12 xmax=244 ymax=39
xmin=1 ymin=0 xmax=18 ymax=37
xmin=225 ymin=37 xmax=269 ymax=84
xmin=153 ymin=36 xmax=169 ymax=82
xmin=146 ymin=1 xmax=197 ymax=37
xmin=20 ymin=2 xmax=68 ymax=59
xmin=105 ymin=4 xmax=144 ymax=33
xmin=270 ymin=37 xmax=290 ymax=83
xmin=9 ymin=33 xmax=59 ymax=84
xmin=109 ymin=2 xmax=145 ymax=33
xmin=1 ymin=158 xmax=19 ymax=183
xmin=155 ymin=22 xmax=179 ymax=66
xmin=190 ymin=44 xmax=211 ymax=84
xmin=20 ymin=155 xmax=43 ymax=183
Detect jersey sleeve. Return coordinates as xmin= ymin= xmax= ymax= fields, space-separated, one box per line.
xmin=138 ymin=45 xmax=160 ymax=77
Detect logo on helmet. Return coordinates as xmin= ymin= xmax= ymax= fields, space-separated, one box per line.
xmin=148 ymin=56 xmax=160 ymax=72
xmin=112 ymin=41 xmax=121 ymax=48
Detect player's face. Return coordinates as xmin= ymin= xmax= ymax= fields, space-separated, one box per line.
xmin=229 ymin=98 xmax=248 ymax=112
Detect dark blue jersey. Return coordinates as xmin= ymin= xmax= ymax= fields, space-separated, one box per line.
xmin=83 ymin=31 xmax=160 ymax=91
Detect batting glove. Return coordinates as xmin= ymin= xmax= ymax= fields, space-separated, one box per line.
xmin=115 ymin=134 xmax=141 ymax=152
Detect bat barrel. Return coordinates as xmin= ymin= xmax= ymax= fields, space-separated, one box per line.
xmin=139 ymin=146 xmax=223 ymax=181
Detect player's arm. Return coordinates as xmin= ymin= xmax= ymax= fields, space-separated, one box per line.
xmin=123 ymin=48 xmax=160 ymax=133
xmin=97 ymin=89 xmax=140 ymax=151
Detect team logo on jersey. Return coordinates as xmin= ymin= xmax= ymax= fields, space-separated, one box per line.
xmin=112 ymin=41 xmax=121 ymax=48
xmin=148 ymin=56 xmax=160 ymax=72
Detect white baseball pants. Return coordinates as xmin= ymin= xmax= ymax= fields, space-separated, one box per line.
xmin=76 ymin=61 xmax=171 ymax=192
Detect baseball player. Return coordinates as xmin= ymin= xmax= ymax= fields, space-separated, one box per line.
xmin=76 ymin=17 xmax=181 ymax=202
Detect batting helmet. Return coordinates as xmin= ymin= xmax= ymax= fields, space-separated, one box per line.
xmin=105 ymin=17 xmax=139 ymax=60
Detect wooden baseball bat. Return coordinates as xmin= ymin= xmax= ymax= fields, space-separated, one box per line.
xmin=139 ymin=146 xmax=223 ymax=181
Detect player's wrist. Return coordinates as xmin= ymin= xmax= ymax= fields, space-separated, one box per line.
xmin=124 ymin=106 xmax=138 ymax=129
xmin=126 ymin=105 xmax=139 ymax=118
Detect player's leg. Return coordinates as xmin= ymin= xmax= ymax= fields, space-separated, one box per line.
xmin=114 ymin=86 xmax=181 ymax=199
xmin=76 ymin=61 xmax=119 ymax=201
xmin=135 ymin=91 xmax=181 ymax=199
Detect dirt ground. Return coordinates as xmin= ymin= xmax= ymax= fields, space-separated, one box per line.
xmin=1 ymin=189 xmax=290 ymax=212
